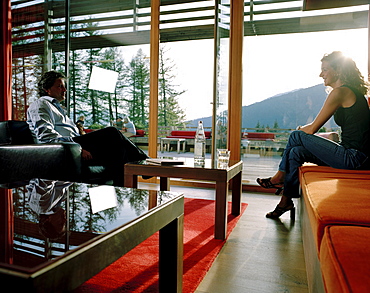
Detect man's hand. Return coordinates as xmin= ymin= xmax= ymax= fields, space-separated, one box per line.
xmin=76 ymin=123 xmax=86 ymax=135
xmin=81 ymin=149 xmax=93 ymax=161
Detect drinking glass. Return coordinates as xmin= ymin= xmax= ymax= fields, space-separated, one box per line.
xmin=217 ymin=149 xmax=230 ymax=169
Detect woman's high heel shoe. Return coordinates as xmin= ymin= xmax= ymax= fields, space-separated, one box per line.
xmin=256 ymin=177 xmax=283 ymax=195
xmin=266 ymin=203 xmax=295 ymax=220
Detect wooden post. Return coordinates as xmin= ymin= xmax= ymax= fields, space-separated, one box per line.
xmin=149 ymin=0 xmax=160 ymax=158
xmin=1 ymin=0 xmax=12 ymax=121
xmin=228 ymin=0 xmax=244 ymax=165
xmin=0 ymin=189 xmax=13 ymax=264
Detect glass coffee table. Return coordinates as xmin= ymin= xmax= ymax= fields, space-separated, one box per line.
xmin=124 ymin=158 xmax=243 ymax=240
xmin=0 ymin=179 xmax=184 ymax=292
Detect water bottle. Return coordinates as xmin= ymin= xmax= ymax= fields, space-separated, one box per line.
xmin=194 ymin=121 xmax=205 ymax=167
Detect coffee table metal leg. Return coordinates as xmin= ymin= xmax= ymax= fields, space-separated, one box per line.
xmin=214 ymin=180 xmax=228 ymax=240
xmin=159 ymin=214 xmax=184 ymax=293
xmin=231 ymin=171 xmax=242 ymax=215
xmin=159 ymin=177 xmax=170 ymax=191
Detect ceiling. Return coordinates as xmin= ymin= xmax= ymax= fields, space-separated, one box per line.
xmin=11 ymin=0 xmax=369 ymax=58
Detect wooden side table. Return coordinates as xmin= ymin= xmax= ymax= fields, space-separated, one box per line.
xmin=124 ymin=159 xmax=243 ymax=240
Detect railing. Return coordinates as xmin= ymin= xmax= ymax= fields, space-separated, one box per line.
xmin=139 ymin=126 xmax=340 ymax=139
xmin=130 ymin=126 xmax=341 ymax=156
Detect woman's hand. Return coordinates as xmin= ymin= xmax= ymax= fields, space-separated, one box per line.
xmin=298 ymin=87 xmax=346 ymax=135
xmin=297 ymin=123 xmax=315 ymax=134
xmin=81 ymin=149 xmax=93 ymax=161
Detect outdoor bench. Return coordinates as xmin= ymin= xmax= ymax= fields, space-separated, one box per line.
xmin=165 ymin=130 xmax=212 ymax=153
xmin=166 ymin=130 xmax=212 ymax=139
xmin=299 ymin=165 xmax=370 ymax=293
xmin=131 ymin=129 xmax=146 ymax=137
xmin=241 ymin=132 xmax=277 ymax=155
xmin=242 ymin=132 xmax=275 ymax=140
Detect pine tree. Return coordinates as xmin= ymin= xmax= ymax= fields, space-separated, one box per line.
xmin=272 ymin=119 xmax=279 ymax=132
xmin=255 ymin=121 xmax=261 ymax=132
xmin=124 ymin=49 xmax=150 ymax=128
xmin=158 ymin=46 xmax=186 ymax=127
xmin=12 ymin=22 xmax=43 ymax=120
xmin=101 ymin=47 xmax=126 ymax=122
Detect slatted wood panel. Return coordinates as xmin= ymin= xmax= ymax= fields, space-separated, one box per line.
xmin=11 ymin=0 xmax=368 ymax=58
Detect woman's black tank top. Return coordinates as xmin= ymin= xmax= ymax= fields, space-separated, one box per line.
xmin=334 ymin=85 xmax=370 ymax=155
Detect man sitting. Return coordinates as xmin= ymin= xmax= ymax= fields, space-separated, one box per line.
xmin=27 ymin=70 xmax=148 ymax=186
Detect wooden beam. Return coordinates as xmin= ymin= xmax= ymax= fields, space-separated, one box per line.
xmin=227 ymin=0 xmax=243 ymax=166
xmin=1 ymin=0 xmax=12 ymax=121
xmin=149 ymin=0 xmax=160 ymax=159
xmin=368 ymin=6 xmax=370 ymax=90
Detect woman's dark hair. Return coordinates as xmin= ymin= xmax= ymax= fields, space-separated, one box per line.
xmin=321 ymin=51 xmax=368 ymax=96
xmin=38 ymin=71 xmax=66 ymax=96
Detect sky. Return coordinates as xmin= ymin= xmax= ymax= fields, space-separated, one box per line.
xmin=119 ymin=28 xmax=368 ymax=121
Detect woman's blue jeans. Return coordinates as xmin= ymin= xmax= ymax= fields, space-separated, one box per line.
xmin=280 ymin=130 xmax=368 ymax=197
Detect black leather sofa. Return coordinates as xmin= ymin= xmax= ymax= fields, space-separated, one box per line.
xmin=0 ymin=120 xmax=112 ymax=185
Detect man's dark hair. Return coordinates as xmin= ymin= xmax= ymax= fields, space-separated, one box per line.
xmin=38 ymin=71 xmax=66 ymax=96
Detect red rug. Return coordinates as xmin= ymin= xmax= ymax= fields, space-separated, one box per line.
xmin=74 ymin=198 xmax=247 ymax=293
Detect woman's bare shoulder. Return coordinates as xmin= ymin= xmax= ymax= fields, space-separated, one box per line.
xmin=330 ymin=86 xmax=356 ymax=107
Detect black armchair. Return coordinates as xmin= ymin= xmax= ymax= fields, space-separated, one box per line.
xmin=0 ymin=120 xmax=112 ymax=185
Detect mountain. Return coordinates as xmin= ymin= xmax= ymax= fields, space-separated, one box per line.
xmin=187 ymin=84 xmax=336 ymax=130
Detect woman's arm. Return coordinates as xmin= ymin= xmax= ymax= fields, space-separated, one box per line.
xmin=299 ymin=87 xmax=351 ymax=134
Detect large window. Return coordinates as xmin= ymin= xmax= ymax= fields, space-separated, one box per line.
xmin=11 ymin=0 xmax=369 ymax=185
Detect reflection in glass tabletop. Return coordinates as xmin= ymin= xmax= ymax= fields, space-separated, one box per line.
xmin=1 ymin=179 xmax=181 ymax=272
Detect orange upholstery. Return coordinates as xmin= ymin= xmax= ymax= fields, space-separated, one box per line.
xmin=320 ymin=225 xmax=370 ymax=293
xmin=299 ymin=166 xmax=370 ymax=253
xmin=299 ymin=165 xmax=370 ymax=176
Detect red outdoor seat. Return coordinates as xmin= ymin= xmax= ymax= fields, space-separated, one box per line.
xmin=167 ymin=130 xmax=211 ymax=139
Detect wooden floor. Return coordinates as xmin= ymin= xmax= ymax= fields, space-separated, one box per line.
xmin=139 ymin=182 xmax=308 ymax=293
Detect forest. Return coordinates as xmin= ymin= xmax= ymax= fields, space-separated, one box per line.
xmin=12 ymin=45 xmax=187 ymax=130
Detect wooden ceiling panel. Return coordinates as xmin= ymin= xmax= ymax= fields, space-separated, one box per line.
xmin=11 ymin=0 xmax=369 ymax=57
xmin=245 ymin=11 xmax=368 ymax=36
xmin=303 ymin=0 xmax=370 ymax=11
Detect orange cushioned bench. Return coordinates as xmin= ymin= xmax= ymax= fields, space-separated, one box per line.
xmin=299 ymin=165 xmax=370 ymax=293
xmin=299 ymin=165 xmax=370 ymax=251
xmin=320 ymin=225 xmax=370 ymax=293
